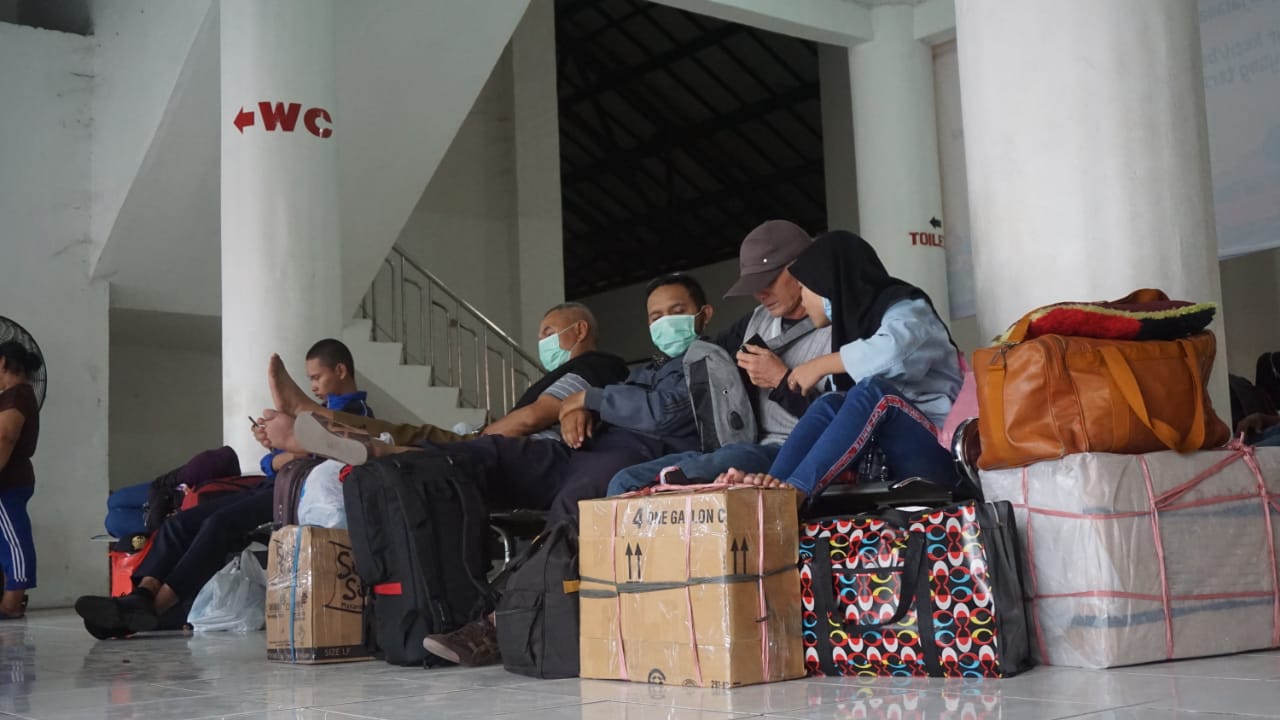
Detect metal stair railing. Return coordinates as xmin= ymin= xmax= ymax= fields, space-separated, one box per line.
xmin=358 ymin=246 xmax=540 ymax=419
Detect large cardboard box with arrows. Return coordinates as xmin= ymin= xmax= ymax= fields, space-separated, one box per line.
xmin=577 ymin=486 xmax=804 ymax=688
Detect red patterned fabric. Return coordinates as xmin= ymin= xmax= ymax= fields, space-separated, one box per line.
xmin=1022 ymin=301 xmax=1215 ymax=342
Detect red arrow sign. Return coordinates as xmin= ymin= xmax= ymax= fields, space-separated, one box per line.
xmin=233 ymin=106 xmax=255 ymax=134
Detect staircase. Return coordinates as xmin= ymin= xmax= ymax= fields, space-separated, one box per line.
xmin=343 ymin=246 xmax=541 ymax=431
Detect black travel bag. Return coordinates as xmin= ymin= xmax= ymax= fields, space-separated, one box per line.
xmin=343 ymin=448 xmax=494 ymax=666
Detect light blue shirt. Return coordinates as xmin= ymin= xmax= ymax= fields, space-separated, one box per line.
xmin=837 ymin=298 xmax=962 ymax=427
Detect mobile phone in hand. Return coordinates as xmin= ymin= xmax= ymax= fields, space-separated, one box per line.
xmin=740 ymin=333 xmax=768 ymax=353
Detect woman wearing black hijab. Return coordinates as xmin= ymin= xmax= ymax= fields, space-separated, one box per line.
xmin=719 ymin=231 xmax=963 ymax=497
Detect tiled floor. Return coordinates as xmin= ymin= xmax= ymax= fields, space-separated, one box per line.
xmin=0 ymin=611 xmax=1276 ymax=720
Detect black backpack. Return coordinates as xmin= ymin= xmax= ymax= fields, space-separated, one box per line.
xmin=683 ymin=339 xmax=757 ymax=451
xmin=495 ymin=521 xmax=579 ymax=679
xmin=342 ymin=447 xmax=494 ymax=666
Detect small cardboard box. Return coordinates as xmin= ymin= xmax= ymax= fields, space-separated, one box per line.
xmin=266 ymin=526 xmax=371 ymax=664
xmin=578 ymin=487 xmax=804 ymax=688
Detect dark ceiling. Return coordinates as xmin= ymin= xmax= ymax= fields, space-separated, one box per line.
xmin=555 ymin=0 xmax=827 ymax=299
xmin=0 ymin=0 xmax=91 ymax=35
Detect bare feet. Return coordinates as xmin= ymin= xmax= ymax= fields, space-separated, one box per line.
xmin=716 ymin=468 xmax=747 ymax=485
xmin=716 ymin=468 xmax=795 ymax=490
xmin=740 ymin=473 xmax=793 ymax=489
xmin=268 ymin=354 xmax=324 ymax=417
xmin=259 ymin=409 xmax=307 ymax=455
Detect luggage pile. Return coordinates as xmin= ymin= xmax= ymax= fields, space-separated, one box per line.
xmin=970 ymin=289 xmax=1280 ymax=668
xmin=123 ymin=286 xmax=1275 ymax=684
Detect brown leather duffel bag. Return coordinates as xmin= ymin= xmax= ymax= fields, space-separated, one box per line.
xmin=974 ymin=300 xmax=1230 ymax=471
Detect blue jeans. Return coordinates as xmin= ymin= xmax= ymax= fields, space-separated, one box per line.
xmin=768 ymin=379 xmax=957 ymax=497
xmin=1250 ymin=424 xmax=1280 ymax=448
xmin=607 ymin=442 xmax=783 ymax=496
xmin=0 ymin=487 xmax=36 ymax=591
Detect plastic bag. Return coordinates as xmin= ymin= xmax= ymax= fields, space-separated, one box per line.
xmin=188 ymin=549 xmax=267 ymax=633
xmin=296 ymin=459 xmax=347 ymax=529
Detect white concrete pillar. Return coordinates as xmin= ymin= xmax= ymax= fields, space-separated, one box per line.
xmin=220 ymin=0 xmax=343 ymax=471
xmin=512 ymin=0 xmax=565 ymax=350
xmin=848 ymin=4 xmax=949 ymax=320
xmin=955 ymin=0 xmax=1229 ymax=408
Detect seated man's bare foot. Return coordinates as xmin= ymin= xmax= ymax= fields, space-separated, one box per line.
xmin=721 ymin=471 xmax=805 ymax=508
xmin=268 ymin=354 xmax=325 ymax=417
xmin=716 ymin=468 xmax=747 ymax=485
xmin=738 ymin=473 xmax=794 ymax=489
xmin=260 ymin=409 xmax=306 ymax=454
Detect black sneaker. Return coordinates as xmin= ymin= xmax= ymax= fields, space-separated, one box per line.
xmin=74 ymin=591 xmax=159 ymax=635
xmin=83 ymin=619 xmax=130 ymax=640
xmin=422 ymin=618 xmax=501 ymax=667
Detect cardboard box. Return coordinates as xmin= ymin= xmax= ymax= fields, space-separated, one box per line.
xmin=981 ymin=447 xmax=1280 ymax=668
xmin=578 ymin=487 xmax=804 ymax=688
xmin=266 ymin=526 xmax=371 ymax=664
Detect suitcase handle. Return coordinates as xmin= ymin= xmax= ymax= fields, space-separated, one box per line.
xmin=811 ymin=530 xmax=926 ymax=634
xmin=1098 ymin=341 xmax=1207 ymax=453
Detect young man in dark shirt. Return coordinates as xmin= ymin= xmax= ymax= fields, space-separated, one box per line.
xmin=259 ymin=338 xmax=375 ymax=477
xmin=74 ymin=339 xmax=373 ymax=638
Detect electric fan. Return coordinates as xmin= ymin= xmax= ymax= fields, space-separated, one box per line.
xmin=0 ymin=317 xmax=46 ymax=409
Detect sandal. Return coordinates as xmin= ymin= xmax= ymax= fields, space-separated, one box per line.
xmin=293 ymin=412 xmax=375 ymax=466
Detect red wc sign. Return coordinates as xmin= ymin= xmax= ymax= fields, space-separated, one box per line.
xmin=233 ymin=102 xmax=333 ymax=139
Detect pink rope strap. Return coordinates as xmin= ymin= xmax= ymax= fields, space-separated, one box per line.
xmin=623 ymin=480 xmax=734 ymax=498
xmin=1234 ymin=441 xmax=1280 ymax=647
xmin=683 ymin=494 xmax=703 ymax=686
xmin=755 ymin=489 xmax=770 ymax=681
xmin=1137 ymin=456 xmax=1175 ymax=660
xmin=1021 ymin=467 xmax=1051 ymax=665
xmin=1019 ymin=444 xmax=1280 ymax=661
xmin=610 ymin=501 xmax=629 ymax=680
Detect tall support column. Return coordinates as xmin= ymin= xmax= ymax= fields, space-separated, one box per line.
xmin=220 ymin=0 xmax=342 ymax=470
xmin=512 ymin=0 xmax=565 ymax=350
xmin=956 ymin=0 xmax=1229 ymax=407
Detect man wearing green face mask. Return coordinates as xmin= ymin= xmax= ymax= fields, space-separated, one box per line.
xmin=480 ymin=303 xmax=629 ymax=440
xmin=544 ymin=274 xmax=712 ymax=517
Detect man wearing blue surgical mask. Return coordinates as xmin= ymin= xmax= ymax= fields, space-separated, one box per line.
xmin=479 ymin=303 xmax=629 ymax=441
